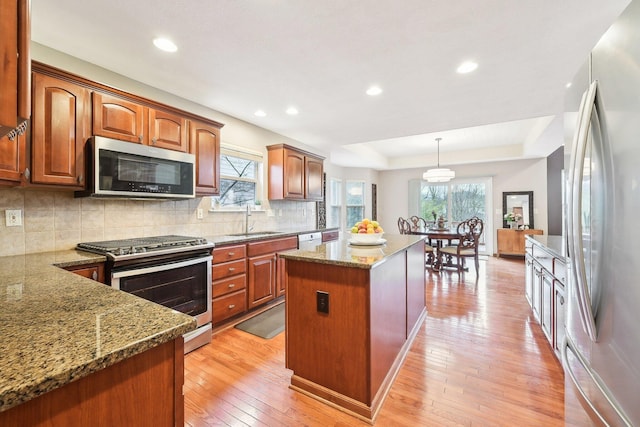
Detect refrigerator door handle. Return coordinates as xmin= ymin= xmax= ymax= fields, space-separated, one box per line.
xmin=568 ymin=80 xmax=599 ymax=342
xmin=563 ymin=337 xmax=632 ymax=426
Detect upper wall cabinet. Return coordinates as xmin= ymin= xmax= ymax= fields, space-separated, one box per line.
xmin=31 ymin=72 xmax=90 ymax=187
xmin=0 ymin=131 xmax=27 ymax=185
xmin=28 ymin=61 xmax=224 ymax=191
xmin=0 ymin=0 xmax=30 ymax=140
xmin=267 ymin=144 xmax=324 ymax=201
xmin=190 ymin=119 xmax=221 ymax=196
xmin=92 ymin=92 xmax=189 ymax=152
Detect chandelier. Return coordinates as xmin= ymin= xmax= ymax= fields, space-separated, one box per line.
xmin=423 ymin=137 xmax=455 ymax=182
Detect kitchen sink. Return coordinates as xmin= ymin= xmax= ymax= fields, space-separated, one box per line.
xmin=227 ymin=231 xmax=283 ymax=237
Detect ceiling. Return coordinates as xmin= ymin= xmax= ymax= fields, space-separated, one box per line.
xmin=30 ymin=0 xmax=630 ymax=170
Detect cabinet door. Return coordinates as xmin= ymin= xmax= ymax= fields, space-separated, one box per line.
xmin=541 ymin=269 xmax=553 ymax=343
xmin=31 ymin=73 xmax=89 ymax=187
xmin=283 ymin=148 xmax=305 ymax=199
xmin=553 ymin=281 xmax=566 ymax=355
xmin=532 ymin=263 xmax=542 ymax=321
xmin=276 ymin=256 xmax=287 ymax=297
xmin=0 ymin=0 xmax=29 ymax=134
xmin=148 ymin=109 xmax=188 ymax=152
xmin=189 ymin=120 xmax=220 ymax=196
xmin=92 ymin=92 xmax=146 ymax=144
xmin=524 ymin=254 xmax=534 ymax=306
xmin=0 ymin=131 xmax=26 ymax=184
xmin=248 ymin=253 xmax=276 ymax=309
xmin=305 ymin=155 xmax=324 ymax=200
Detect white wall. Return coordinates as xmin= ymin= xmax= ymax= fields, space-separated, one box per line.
xmin=378 ymin=158 xmax=548 ymax=255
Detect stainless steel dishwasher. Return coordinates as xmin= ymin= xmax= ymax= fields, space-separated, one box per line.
xmin=297 ymin=231 xmax=322 ymax=250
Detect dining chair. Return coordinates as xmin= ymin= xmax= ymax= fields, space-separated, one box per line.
xmin=399 ymin=217 xmax=434 ymax=266
xmin=408 ymin=216 xmax=427 ymax=233
xmin=438 ymin=216 xmax=484 ymax=275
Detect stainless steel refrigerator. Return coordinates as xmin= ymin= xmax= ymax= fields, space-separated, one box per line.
xmin=564 ymin=1 xmax=640 ymax=425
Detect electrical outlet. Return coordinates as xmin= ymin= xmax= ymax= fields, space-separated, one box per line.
xmin=197 ymin=208 xmax=204 ymax=219
xmin=316 ymin=291 xmax=329 ymax=314
xmin=5 ymin=209 xmax=22 ymax=227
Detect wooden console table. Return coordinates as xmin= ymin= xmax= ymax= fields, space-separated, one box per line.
xmin=497 ymin=228 xmax=543 ymax=257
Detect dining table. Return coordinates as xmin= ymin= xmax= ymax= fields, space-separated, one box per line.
xmin=410 ymin=227 xmax=463 ymax=271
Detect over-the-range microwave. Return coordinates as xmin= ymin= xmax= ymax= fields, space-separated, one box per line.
xmin=75 ymin=136 xmax=196 ymax=199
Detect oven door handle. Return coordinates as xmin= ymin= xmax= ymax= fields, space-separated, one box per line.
xmin=111 ymin=255 xmax=212 ymax=287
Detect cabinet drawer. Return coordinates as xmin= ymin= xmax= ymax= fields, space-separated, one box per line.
xmin=532 ymin=246 xmax=554 ymax=272
xmin=554 ymin=259 xmax=567 ymax=285
xmin=213 ymin=244 xmax=246 ymax=263
xmin=247 ymin=236 xmax=298 ymax=257
xmin=213 ymin=290 xmax=247 ymax=324
xmin=322 ymin=230 xmax=339 ymax=242
xmin=213 ymin=274 xmax=247 ymax=298
xmin=212 ymin=258 xmax=246 ymax=280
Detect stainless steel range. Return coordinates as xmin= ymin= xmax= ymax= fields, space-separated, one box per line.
xmin=77 ymin=235 xmax=214 ymax=353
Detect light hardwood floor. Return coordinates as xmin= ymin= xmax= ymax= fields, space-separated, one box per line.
xmin=184 ymin=256 xmax=565 ymax=426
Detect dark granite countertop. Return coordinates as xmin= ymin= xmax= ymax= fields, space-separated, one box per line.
xmin=278 ymin=234 xmax=424 ymax=269
xmin=0 ymin=250 xmax=196 ymax=413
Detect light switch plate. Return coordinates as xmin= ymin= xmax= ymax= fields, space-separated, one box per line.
xmin=5 ymin=209 xmax=22 ymax=227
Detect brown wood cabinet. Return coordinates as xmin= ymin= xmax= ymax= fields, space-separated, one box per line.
xmin=267 ymin=144 xmax=324 ymax=201
xmin=0 ymin=339 xmax=185 ymax=427
xmin=31 ymin=72 xmax=90 ymax=187
xmin=92 ymin=92 xmax=189 ymax=152
xmin=212 ymin=244 xmax=247 ymax=324
xmin=28 ymin=61 xmax=224 ymax=192
xmin=190 ymin=119 xmax=220 ymax=196
xmin=0 ymin=0 xmax=30 ymax=140
xmin=0 ymin=131 xmax=27 ymax=185
xmin=321 ymin=229 xmax=340 ymax=242
xmin=497 ymin=228 xmax=543 ymax=257
xmin=247 ymin=236 xmax=298 ymax=308
xmin=63 ymin=263 xmax=105 ymax=283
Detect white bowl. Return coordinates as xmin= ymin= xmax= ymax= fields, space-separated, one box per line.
xmin=349 ymin=232 xmax=385 ymax=245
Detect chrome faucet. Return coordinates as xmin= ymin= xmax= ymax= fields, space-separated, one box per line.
xmin=245 ymin=204 xmax=254 ymax=233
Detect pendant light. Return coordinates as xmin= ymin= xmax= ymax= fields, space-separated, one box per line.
xmin=423 ymin=138 xmax=455 ymax=182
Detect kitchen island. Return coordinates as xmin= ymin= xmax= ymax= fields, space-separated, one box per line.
xmin=280 ymin=234 xmax=426 ymax=423
xmin=0 ymin=250 xmax=196 ymax=426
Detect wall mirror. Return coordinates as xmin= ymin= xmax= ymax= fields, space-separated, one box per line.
xmin=503 ymin=191 xmax=534 ymax=229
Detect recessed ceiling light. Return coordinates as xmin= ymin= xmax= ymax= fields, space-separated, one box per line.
xmin=286 ymin=107 xmax=299 ymax=115
xmin=153 ymin=37 xmax=178 ymax=53
xmin=254 ymin=110 xmax=266 ymax=117
xmin=366 ymin=86 xmax=383 ymax=96
xmin=456 ymin=61 xmax=478 ymax=74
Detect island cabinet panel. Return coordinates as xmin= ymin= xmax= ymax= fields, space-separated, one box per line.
xmin=31 ymin=72 xmax=90 ymax=187
xmin=406 ymin=239 xmax=427 ymax=337
xmin=0 ymin=339 xmax=185 ymax=427
xmin=284 ymin=237 xmax=426 ymax=422
xmin=286 ymin=261 xmax=370 ymax=403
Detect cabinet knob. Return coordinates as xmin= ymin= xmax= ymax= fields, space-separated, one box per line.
xmin=228 ymin=267 xmax=235 ymax=272
xmin=227 ymin=252 xmax=235 ymax=256
xmin=152 ymin=138 xmax=157 ymax=145
xmin=228 ymin=304 xmax=236 ymax=310
xmin=138 ymin=135 xmax=143 ymax=142
xmin=228 ymin=283 xmax=235 ymax=288
xmin=91 ymin=270 xmax=98 ymax=281
xmin=23 ymin=168 xmax=30 ymax=181
xmin=78 ymin=174 xmax=83 ymax=183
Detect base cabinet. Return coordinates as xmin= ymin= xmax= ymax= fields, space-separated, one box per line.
xmin=247 ymin=236 xmax=298 ymax=308
xmin=0 ymin=339 xmax=185 ymax=427
xmin=525 ymin=236 xmax=566 ymax=360
xmin=212 ymin=244 xmax=247 ymax=325
xmin=63 ymin=262 xmax=105 ymax=283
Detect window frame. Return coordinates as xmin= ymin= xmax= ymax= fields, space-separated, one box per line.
xmin=211 ymin=144 xmax=264 ymax=211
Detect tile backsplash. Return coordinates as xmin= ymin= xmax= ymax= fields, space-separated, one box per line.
xmin=0 ymin=189 xmax=316 ymax=257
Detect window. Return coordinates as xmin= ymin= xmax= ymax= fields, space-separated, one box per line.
xmin=212 ymin=146 xmax=263 ymax=208
xmin=346 ymin=180 xmax=365 ymax=229
xmin=327 ymin=178 xmax=342 ymax=228
xmin=413 ymin=177 xmax=493 ymax=252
